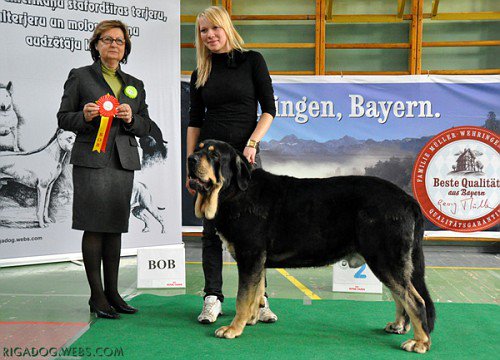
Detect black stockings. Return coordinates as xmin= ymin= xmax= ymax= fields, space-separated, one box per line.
xmin=82 ymin=231 xmax=126 ymax=309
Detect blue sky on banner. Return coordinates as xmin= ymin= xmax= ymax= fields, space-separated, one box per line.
xmin=264 ymin=82 xmax=500 ymax=142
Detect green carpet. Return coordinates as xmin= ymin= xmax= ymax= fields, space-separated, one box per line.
xmin=69 ymin=294 xmax=499 ymax=359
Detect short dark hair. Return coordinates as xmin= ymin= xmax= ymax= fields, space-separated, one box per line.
xmin=89 ymin=20 xmax=131 ymax=64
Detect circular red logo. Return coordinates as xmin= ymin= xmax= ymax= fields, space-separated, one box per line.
xmin=412 ymin=126 xmax=500 ymax=232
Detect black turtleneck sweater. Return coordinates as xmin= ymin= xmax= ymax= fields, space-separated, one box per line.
xmin=189 ymin=50 xmax=276 ymax=152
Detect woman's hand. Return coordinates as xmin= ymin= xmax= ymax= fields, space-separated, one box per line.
xmin=116 ymin=103 xmax=133 ymax=124
xmin=185 ymin=177 xmax=196 ymax=196
xmin=83 ymin=103 xmax=100 ymax=122
xmin=243 ymin=146 xmax=257 ymax=165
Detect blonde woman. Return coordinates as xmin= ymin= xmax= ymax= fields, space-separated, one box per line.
xmin=186 ymin=6 xmax=277 ymax=324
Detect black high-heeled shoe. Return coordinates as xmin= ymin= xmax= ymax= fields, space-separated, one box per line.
xmin=88 ymin=299 xmax=120 ymax=319
xmin=107 ymin=298 xmax=139 ymax=314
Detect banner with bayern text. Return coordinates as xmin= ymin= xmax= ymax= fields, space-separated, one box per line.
xmin=181 ymin=75 xmax=500 ymax=235
xmin=264 ymin=75 xmax=500 ymax=233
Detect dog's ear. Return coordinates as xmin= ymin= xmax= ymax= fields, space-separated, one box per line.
xmin=6 ymin=81 xmax=13 ymax=93
xmin=233 ymin=154 xmax=251 ymax=191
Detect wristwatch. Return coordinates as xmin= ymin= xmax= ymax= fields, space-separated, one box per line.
xmin=246 ymin=139 xmax=259 ymax=149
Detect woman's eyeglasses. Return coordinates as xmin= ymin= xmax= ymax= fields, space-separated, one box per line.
xmin=99 ymin=36 xmax=125 ymax=46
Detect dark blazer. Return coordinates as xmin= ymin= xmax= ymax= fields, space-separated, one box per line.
xmin=57 ymin=61 xmax=152 ymax=170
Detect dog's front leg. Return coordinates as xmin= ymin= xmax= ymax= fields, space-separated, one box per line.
xmin=11 ymin=127 xmax=19 ymax=152
xmin=43 ymin=181 xmax=55 ymax=224
xmin=247 ymin=270 xmax=265 ymax=326
xmin=215 ymin=254 xmax=265 ymax=339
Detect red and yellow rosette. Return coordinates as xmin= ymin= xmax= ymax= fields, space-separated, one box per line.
xmin=93 ymin=94 xmax=119 ymax=153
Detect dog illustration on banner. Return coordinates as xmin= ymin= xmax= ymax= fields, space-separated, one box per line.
xmin=139 ymin=121 xmax=168 ymax=167
xmin=188 ymin=140 xmax=436 ymax=354
xmin=130 ymin=181 xmax=166 ymax=233
xmin=0 ymin=82 xmax=23 ymax=152
xmin=0 ymin=129 xmax=75 ymax=228
xmin=131 ymin=120 xmax=169 ymax=233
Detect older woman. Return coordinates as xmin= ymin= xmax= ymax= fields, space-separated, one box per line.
xmin=58 ymin=20 xmax=151 ymax=319
xmin=186 ymin=6 xmax=277 ymax=324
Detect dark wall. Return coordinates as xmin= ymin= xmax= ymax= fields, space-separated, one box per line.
xmin=181 ymin=81 xmax=202 ymax=226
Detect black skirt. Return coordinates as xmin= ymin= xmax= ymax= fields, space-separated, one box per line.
xmin=72 ymin=145 xmax=134 ymax=233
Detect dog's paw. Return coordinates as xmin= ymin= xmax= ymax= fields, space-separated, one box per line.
xmin=385 ymin=322 xmax=410 ymax=334
xmin=215 ymin=325 xmax=241 ymax=339
xmin=401 ymin=339 xmax=430 ymax=354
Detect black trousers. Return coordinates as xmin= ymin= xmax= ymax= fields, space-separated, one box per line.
xmin=201 ymin=218 xmax=225 ymax=301
xmin=202 ymin=154 xmax=264 ymax=303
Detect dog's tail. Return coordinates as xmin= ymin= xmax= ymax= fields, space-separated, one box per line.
xmin=411 ymin=202 xmax=436 ymax=333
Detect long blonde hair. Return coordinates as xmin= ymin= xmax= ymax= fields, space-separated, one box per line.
xmin=195 ymin=6 xmax=246 ymax=88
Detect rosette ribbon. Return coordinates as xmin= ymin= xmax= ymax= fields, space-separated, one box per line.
xmin=92 ymin=94 xmax=119 ymax=153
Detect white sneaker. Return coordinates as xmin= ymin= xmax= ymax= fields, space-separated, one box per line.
xmin=197 ymin=295 xmax=222 ymax=324
xmin=259 ymin=297 xmax=278 ymax=323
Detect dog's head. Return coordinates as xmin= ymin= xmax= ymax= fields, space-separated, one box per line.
xmin=187 ymin=139 xmax=251 ymax=219
xmin=0 ymin=82 xmax=13 ymax=112
xmin=139 ymin=121 xmax=168 ymax=165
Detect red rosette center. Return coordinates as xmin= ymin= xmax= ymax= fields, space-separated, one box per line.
xmin=97 ymin=94 xmax=119 ymax=118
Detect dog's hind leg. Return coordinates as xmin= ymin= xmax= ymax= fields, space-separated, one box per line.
xmin=147 ymin=207 xmax=166 ymax=233
xmin=215 ymin=252 xmax=265 ymax=339
xmin=132 ymin=206 xmax=150 ymax=232
xmin=365 ymin=254 xmax=431 ymax=353
xmin=398 ymin=205 xmax=435 ymax=352
xmin=393 ymin=282 xmax=432 ymax=354
xmin=357 ymin=206 xmax=432 ymax=353
xmin=385 ymin=292 xmax=411 ymax=334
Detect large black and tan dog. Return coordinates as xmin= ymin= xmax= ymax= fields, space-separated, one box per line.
xmin=188 ymin=140 xmax=435 ymax=354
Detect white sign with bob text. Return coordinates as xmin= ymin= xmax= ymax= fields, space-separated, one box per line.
xmin=137 ymin=244 xmax=185 ymax=288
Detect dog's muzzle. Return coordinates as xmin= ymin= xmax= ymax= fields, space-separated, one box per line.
xmin=187 ymin=154 xmax=212 ymax=192
xmin=189 ymin=178 xmax=211 ymax=192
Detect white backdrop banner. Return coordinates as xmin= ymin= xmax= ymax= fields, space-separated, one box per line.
xmin=0 ymin=0 xmax=182 ymax=264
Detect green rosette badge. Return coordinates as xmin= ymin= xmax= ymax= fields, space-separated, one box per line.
xmin=124 ymin=85 xmax=138 ymax=99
